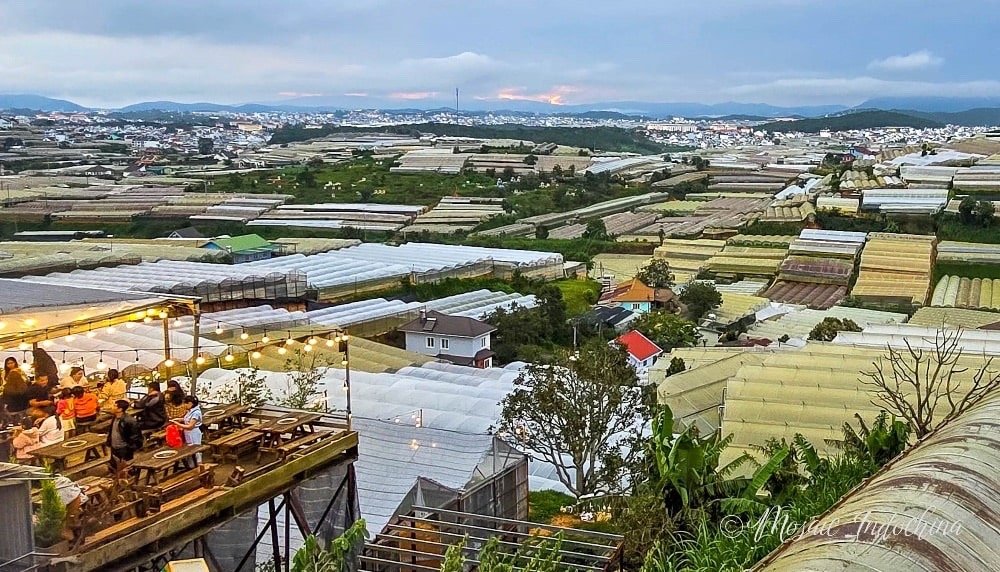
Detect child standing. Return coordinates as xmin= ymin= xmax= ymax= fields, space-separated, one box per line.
xmin=56 ymin=388 xmax=76 ymax=437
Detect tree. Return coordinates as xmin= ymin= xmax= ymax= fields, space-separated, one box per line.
xmin=281 ymin=351 xmax=329 ymax=411
xmin=632 ymin=311 xmax=700 ymax=351
xmin=496 ymin=340 xmax=646 ymax=497
xmin=975 ymin=199 xmax=995 ymax=227
xmin=209 ymin=367 xmax=273 ymax=408
xmin=838 ymin=411 xmax=910 ymax=469
xmin=197 ymin=137 xmax=214 ymax=155
xmin=502 ymin=166 xmax=516 ymax=180
xmin=808 ymin=317 xmax=862 ymax=341
xmin=35 ymin=479 xmax=67 ymax=547
xmin=551 ymin=164 xmax=563 ymax=178
xmin=635 ymin=259 xmax=675 ymax=289
xmin=567 ymin=164 xmax=576 ymax=177
xmin=290 ymin=519 xmax=368 ymax=572
xmin=295 ymin=168 xmax=317 ymax=188
xmin=487 ymin=285 xmax=569 ymax=364
xmin=582 ymin=219 xmax=610 ymax=241
xmin=679 ymin=282 xmax=722 ymax=320
xmin=664 ymin=356 xmax=686 ymax=376
xmin=861 ymin=328 xmax=1000 ymax=437
xmin=958 ymin=196 xmax=978 ymax=224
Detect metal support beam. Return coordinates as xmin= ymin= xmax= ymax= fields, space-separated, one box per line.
xmin=269 ymin=499 xmax=283 ymax=572
xmin=190 ymin=309 xmax=201 ymax=396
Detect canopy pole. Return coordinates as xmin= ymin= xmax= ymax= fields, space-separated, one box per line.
xmin=190 ymin=310 xmax=201 ymax=397
xmin=162 ymin=316 xmax=171 ymax=360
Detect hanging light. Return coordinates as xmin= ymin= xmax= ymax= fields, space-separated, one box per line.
xmin=66 ymin=334 xmax=77 ymax=342
xmin=261 ymin=332 xmax=270 ymax=344
xmin=251 ymin=350 xmax=262 ymax=360
xmin=134 ymin=351 xmax=140 ymax=363
xmin=215 ymin=324 xmax=225 ymax=335
xmin=240 ymin=329 xmax=250 ymax=341
xmin=303 ymin=344 xmax=313 ymax=353
xmin=224 ymin=353 xmax=235 ymax=363
xmin=195 ymin=356 xmax=206 ymax=366
xmin=158 ymin=310 xmax=168 ymax=319
xmin=24 ymin=318 xmax=37 ymax=327
xmin=277 ymin=346 xmax=287 ymax=355
xmin=341 ymin=334 xmax=350 ymax=342
xmin=41 ymin=339 xmax=53 ymax=348
xmin=307 ymin=337 xmax=318 ymax=346
xmin=164 ymin=357 xmax=175 ymax=367
xmin=285 ymin=338 xmax=295 ymax=346
xmin=0 ymin=320 xmax=6 ymax=330
xmin=143 ymin=316 xmax=153 ymax=324
xmin=86 ymin=331 xmax=96 ymax=338
xmin=17 ymin=341 xmax=29 ymax=351
xmin=125 ymin=322 xmax=135 ymax=329
xmin=146 ymin=308 xmax=157 ymax=316
xmin=96 ymin=352 xmax=107 ymax=371
xmin=106 ymin=326 xmax=116 ymax=334
xmin=59 ymin=361 xmax=71 ymax=374
xmin=341 ymin=359 xmax=348 ymax=366
xmin=325 ymin=338 xmax=335 ymax=347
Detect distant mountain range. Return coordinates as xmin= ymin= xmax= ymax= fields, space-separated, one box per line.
xmin=3 ymin=93 xmax=1000 ymax=126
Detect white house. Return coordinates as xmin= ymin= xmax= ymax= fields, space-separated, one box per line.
xmin=399 ymin=309 xmax=497 ymax=368
xmin=613 ymin=330 xmax=664 ymax=371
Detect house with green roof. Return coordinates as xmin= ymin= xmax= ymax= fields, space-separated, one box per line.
xmin=202 ymin=234 xmax=279 ymax=263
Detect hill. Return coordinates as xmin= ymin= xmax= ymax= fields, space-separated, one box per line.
xmin=902 ymin=108 xmax=1000 ymax=127
xmin=0 ymin=94 xmax=88 ymax=112
xmin=857 ymin=96 xmax=1000 ymax=113
xmin=758 ymin=110 xmax=942 ymax=133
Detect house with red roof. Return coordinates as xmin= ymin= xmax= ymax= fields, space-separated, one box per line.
xmin=613 ymin=330 xmax=664 ymax=370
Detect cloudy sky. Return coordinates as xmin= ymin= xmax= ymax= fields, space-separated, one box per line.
xmin=1 ymin=0 xmax=997 ymax=108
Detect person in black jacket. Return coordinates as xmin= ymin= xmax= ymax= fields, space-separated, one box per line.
xmin=132 ymin=382 xmax=167 ymax=430
xmin=107 ymin=399 xmax=143 ymax=470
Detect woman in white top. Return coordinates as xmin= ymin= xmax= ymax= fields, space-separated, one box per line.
xmin=12 ymin=407 xmax=64 ymax=461
xmin=170 ymin=395 xmax=203 ymax=465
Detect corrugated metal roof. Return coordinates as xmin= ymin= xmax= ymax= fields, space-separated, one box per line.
xmin=755 ymin=384 xmax=1000 ymax=571
xmin=909 ymin=306 xmax=1000 ymax=329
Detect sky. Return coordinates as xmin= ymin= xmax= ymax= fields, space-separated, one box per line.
xmin=1 ymin=0 xmax=998 ymax=109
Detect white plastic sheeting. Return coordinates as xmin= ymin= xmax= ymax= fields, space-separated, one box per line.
xmin=306 ymin=299 xmax=423 ymax=328
xmin=426 ymin=289 xmax=538 ymax=319
xmin=833 ymin=324 xmax=1000 ymax=355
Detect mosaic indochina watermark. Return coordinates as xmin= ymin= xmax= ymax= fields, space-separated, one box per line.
xmin=719 ymin=506 xmax=963 ymax=543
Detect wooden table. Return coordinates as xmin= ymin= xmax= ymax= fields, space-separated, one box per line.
xmin=30 ymin=432 xmax=108 ymax=472
xmin=131 ymin=445 xmax=208 ymax=486
xmin=251 ymin=412 xmax=321 ymax=448
xmin=202 ymin=404 xmax=249 ymax=430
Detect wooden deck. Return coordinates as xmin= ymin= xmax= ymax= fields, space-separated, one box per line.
xmin=39 ymin=407 xmax=358 ymax=572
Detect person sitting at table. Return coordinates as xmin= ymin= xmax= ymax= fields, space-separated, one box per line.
xmin=133 ymin=382 xmax=167 ymax=430
xmin=59 ymin=366 xmax=86 ymax=390
xmin=170 ymin=395 xmax=203 ymax=466
xmin=166 ymin=379 xmax=186 ymax=398
xmin=2 ymin=356 xmax=30 ymax=420
xmin=96 ymin=368 xmax=126 ymax=414
xmin=12 ymin=407 xmax=64 ymax=461
xmin=164 ymin=388 xmax=186 ymax=420
xmin=26 ymin=374 xmax=55 ymax=418
xmin=72 ymin=385 xmax=99 ymax=425
xmin=107 ymin=399 xmax=143 ymax=470
xmin=56 ymin=388 xmax=76 ymax=437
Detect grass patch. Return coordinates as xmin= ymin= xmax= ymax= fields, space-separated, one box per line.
xmin=553 ymin=279 xmax=601 ymax=317
xmin=528 ymin=489 xmax=576 ymax=524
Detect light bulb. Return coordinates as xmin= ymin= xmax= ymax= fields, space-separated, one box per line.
xmin=325 ymin=339 xmax=335 ymax=347
xmin=285 ymin=338 xmax=294 ymax=346
xmin=240 ymin=332 xmax=249 ymax=340
xmin=261 ymin=334 xmax=270 ymax=343
xmin=225 ymin=353 xmax=235 ymax=363
xmin=143 ymin=316 xmax=152 ymax=323
xmin=106 ymin=326 xmax=116 ymax=334
xmin=146 ymin=309 xmax=156 ymax=316
xmin=41 ymin=339 xmax=53 ymax=348
xmin=277 ymin=346 xmax=287 ymax=355
xmin=17 ymin=342 xmax=29 ymax=351
xmin=66 ymin=334 xmax=77 ymax=342
xmin=308 ymin=337 xmax=317 ymax=346
xmin=251 ymin=350 xmax=262 ymax=360
xmin=341 ymin=334 xmax=349 ymax=341
xmin=125 ymin=322 xmax=135 ymax=329
xmin=86 ymin=331 xmax=96 ymax=338
xmin=303 ymin=345 xmax=313 ymax=353
xmin=164 ymin=358 xmax=175 ymax=367
xmin=195 ymin=356 xmax=206 ymax=366
xmin=59 ymin=362 xmax=71 ymax=373
xmin=97 ymin=360 xmax=107 ymax=371
xmin=215 ymin=326 xmax=224 ymax=335
xmin=24 ymin=318 xmax=37 ymax=327
xmin=341 ymin=360 xmax=348 ymax=366
xmin=0 ymin=320 xmax=6 ymax=330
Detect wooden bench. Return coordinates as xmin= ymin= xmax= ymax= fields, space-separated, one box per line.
xmin=272 ymin=431 xmax=330 ymax=462
xmin=138 ymin=463 xmax=216 ymax=513
xmin=63 ymin=456 xmax=111 ymax=480
xmin=77 ymin=487 xmax=221 ymax=550
xmin=211 ymin=428 xmax=263 ymax=463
